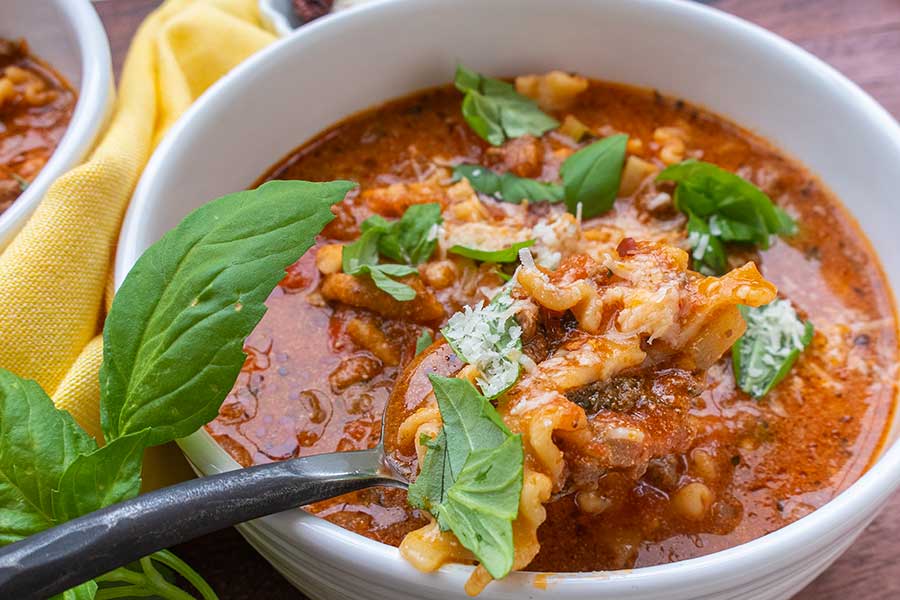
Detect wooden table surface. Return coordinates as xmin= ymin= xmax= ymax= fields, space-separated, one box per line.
xmin=92 ymin=1 xmax=900 ymax=598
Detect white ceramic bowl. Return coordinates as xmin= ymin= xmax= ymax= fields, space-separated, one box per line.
xmin=118 ymin=1 xmax=900 ymax=598
xmin=0 ymin=0 xmax=113 ymax=249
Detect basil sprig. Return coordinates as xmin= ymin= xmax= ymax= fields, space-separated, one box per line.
xmin=455 ymin=65 xmax=558 ymax=146
xmin=342 ymin=203 xmax=442 ymax=301
xmin=733 ymin=300 xmax=814 ymax=399
xmin=407 ymin=375 xmax=524 ymax=580
xmin=449 ymin=239 xmax=535 ymax=263
xmin=657 ymin=159 xmax=797 ymax=274
xmin=1 ymin=179 xmax=349 ymax=598
xmin=452 ymin=164 xmax=563 ymax=204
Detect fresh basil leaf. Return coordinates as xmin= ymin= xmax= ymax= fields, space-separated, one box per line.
xmin=437 ymin=435 xmax=523 ymax=579
xmin=345 ymin=204 xmax=440 ymax=302
xmin=686 ymin=212 xmax=727 ymax=276
xmin=341 ymin=228 xmax=381 ymax=272
xmin=429 ymin=375 xmax=511 ymax=476
xmin=449 ymin=240 xmax=535 ymax=263
xmin=407 ymin=375 xmax=523 ymax=580
xmin=407 ymin=430 xmax=450 ymax=510
xmin=365 ymin=266 xmax=417 ymax=301
xmin=561 ymin=134 xmax=628 ymax=218
xmin=452 ymin=164 xmax=563 ymax=204
xmin=414 ymin=330 xmax=434 ymax=356
xmin=0 ymin=369 xmax=96 ymax=545
xmin=445 ymin=436 xmax=523 ymax=521
xmin=52 ymin=580 xmax=98 ymax=600
xmin=454 ymin=65 xmax=558 ymax=146
xmin=52 ymin=430 xmax=150 ymax=522
xmin=441 ymin=291 xmax=523 ymax=398
xmin=100 ymin=180 xmax=353 ymax=446
xmin=436 ymin=494 xmax=516 ymax=580
xmin=733 ymin=300 xmax=814 ymax=399
xmin=657 ymin=159 xmax=797 ymax=255
xmin=362 ymin=203 xmax=442 ymax=265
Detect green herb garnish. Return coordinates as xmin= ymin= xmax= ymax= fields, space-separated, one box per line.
xmin=733 ymin=299 xmax=814 ymax=399
xmin=407 ymin=375 xmax=524 ymax=580
xmin=11 ymin=173 xmax=29 ymax=192
xmin=342 ymin=203 xmax=442 ymax=301
xmin=449 ymin=239 xmax=535 ymax=264
xmin=657 ymin=159 xmax=797 ymax=274
xmin=361 ymin=203 xmax=442 ymax=266
xmin=414 ymin=330 xmax=434 ymax=356
xmin=560 ymin=134 xmax=628 ymax=218
xmin=1 ymin=179 xmax=349 ymax=598
xmin=452 ymin=164 xmax=563 ymax=204
xmin=455 ymin=65 xmax=558 ymax=146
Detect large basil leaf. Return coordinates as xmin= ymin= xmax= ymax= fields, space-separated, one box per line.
xmin=52 ymin=430 xmax=150 ymax=522
xmin=406 ymin=375 xmax=523 ymax=579
xmin=733 ymin=300 xmax=814 ymax=399
xmin=560 ymin=134 xmax=628 ymax=218
xmin=452 ymin=164 xmax=563 ymax=204
xmin=455 ymin=65 xmax=558 ymax=146
xmin=100 ymin=180 xmax=353 ymax=446
xmin=0 ymin=369 xmax=96 ymax=545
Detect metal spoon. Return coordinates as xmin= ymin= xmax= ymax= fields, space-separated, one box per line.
xmin=0 ymin=344 xmax=460 ymax=599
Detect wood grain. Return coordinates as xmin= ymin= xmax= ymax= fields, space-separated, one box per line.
xmin=92 ymin=0 xmax=900 ymax=598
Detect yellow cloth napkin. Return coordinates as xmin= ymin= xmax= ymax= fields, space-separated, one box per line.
xmin=0 ymin=0 xmax=276 ymax=488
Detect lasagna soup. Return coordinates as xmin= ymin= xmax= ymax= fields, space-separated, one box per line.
xmin=206 ymin=69 xmax=897 ymax=592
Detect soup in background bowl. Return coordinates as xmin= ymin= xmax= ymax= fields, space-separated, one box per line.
xmin=118 ymin=1 xmax=900 ymax=598
xmin=0 ymin=0 xmax=112 ymax=249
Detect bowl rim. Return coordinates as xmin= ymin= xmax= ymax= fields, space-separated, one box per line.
xmin=0 ymin=0 xmax=114 ymax=249
xmin=120 ymin=0 xmax=900 ymax=592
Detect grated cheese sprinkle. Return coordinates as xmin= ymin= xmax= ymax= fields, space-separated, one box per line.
xmin=441 ymin=288 xmax=525 ymax=397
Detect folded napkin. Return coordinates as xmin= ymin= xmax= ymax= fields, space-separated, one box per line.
xmin=0 ymin=0 xmax=275 ymax=488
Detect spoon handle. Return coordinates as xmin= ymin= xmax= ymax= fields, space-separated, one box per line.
xmin=0 ymin=447 xmax=403 ymax=599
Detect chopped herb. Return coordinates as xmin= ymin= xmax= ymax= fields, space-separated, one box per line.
xmin=441 ymin=289 xmax=523 ymax=398
xmin=560 ymin=134 xmax=628 ymax=218
xmin=414 ymin=330 xmax=434 ymax=356
xmin=452 ymin=164 xmax=563 ymax=204
xmin=454 ymin=65 xmax=558 ymax=146
xmin=657 ymin=159 xmax=797 ymax=274
xmin=732 ymin=299 xmax=814 ymax=399
xmin=449 ymin=239 xmax=535 ymax=263
xmin=11 ymin=173 xmax=29 ymax=192
xmin=407 ymin=375 xmax=524 ymax=580
xmin=342 ymin=203 xmax=442 ymax=301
